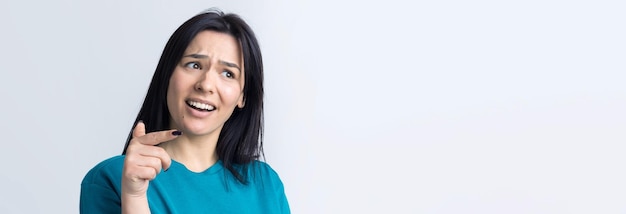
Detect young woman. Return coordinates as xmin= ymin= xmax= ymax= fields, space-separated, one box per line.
xmin=80 ymin=9 xmax=290 ymax=213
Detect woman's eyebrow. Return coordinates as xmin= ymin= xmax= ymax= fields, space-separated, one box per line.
xmin=182 ymin=54 xmax=241 ymax=72
xmin=183 ymin=53 xmax=208 ymax=59
xmin=219 ymin=60 xmax=241 ymax=72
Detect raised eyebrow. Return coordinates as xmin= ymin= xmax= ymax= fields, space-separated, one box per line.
xmin=219 ymin=60 xmax=242 ymax=72
xmin=182 ymin=54 xmax=240 ymax=71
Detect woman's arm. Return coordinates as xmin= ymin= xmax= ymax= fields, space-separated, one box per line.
xmin=121 ymin=122 xmax=179 ymax=214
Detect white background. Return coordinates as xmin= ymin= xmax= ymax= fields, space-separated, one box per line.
xmin=1 ymin=0 xmax=625 ymax=213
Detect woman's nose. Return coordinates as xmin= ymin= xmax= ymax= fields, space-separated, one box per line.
xmin=194 ymin=69 xmax=215 ymax=93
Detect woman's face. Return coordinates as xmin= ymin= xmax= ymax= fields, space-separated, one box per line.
xmin=166 ymin=30 xmax=245 ymax=137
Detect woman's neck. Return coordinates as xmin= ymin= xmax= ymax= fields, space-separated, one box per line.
xmin=159 ymin=133 xmax=219 ymax=172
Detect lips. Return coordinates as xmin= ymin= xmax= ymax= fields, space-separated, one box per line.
xmin=186 ymin=99 xmax=216 ymax=111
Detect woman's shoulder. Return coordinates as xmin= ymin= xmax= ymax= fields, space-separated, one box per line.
xmin=248 ymin=160 xmax=285 ymax=187
xmin=247 ymin=160 xmax=289 ymax=211
xmin=81 ymin=155 xmax=125 ymax=186
xmin=250 ymin=160 xmax=279 ymax=175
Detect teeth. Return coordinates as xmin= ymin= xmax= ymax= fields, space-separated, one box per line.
xmin=187 ymin=101 xmax=215 ymax=111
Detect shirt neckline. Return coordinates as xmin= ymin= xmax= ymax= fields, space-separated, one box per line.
xmin=170 ymin=159 xmax=224 ymax=175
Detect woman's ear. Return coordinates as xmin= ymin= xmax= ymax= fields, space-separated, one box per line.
xmin=237 ymin=95 xmax=245 ymax=108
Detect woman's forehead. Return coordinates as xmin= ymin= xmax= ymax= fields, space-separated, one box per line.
xmin=183 ymin=31 xmax=242 ymax=63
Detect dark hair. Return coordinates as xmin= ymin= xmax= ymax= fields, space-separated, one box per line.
xmin=122 ymin=8 xmax=264 ymax=184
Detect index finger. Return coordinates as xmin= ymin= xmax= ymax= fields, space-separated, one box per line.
xmin=135 ymin=129 xmax=182 ymax=146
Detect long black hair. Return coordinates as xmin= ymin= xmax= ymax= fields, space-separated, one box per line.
xmin=122 ymin=8 xmax=264 ymax=184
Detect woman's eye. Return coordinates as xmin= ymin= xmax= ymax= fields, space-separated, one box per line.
xmin=221 ymin=70 xmax=234 ymax=78
xmin=185 ymin=62 xmax=201 ymax=70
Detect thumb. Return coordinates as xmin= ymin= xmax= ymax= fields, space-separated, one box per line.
xmin=133 ymin=121 xmax=146 ymax=138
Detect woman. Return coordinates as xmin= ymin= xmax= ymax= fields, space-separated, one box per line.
xmin=80 ymin=9 xmax=290 ymax=214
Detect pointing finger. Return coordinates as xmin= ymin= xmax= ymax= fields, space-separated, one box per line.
xmin=136 ymin=129 xmax=182 ymax=146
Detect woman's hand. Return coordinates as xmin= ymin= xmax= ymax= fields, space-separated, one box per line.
xmin=121 ymin=121 xmax=180 ymax=213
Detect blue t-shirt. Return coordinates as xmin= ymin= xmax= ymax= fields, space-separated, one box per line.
xmin=80 ymin=155 xmax=290 ymax=214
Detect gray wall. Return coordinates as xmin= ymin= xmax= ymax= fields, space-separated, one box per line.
xmin=1 ymin=0 xmax=625 ymax=213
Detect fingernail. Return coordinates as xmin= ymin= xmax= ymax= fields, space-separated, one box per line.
xmin=172 ymin=130 xmax=182 ymax=136
xmin=164 ymin=167 xmax=169 ymax=172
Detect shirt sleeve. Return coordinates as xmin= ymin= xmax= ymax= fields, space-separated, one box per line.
xmin=262 ymin=161 xmax=291 ymax=214
xmin=79 ymin=156 xmax=124 ymax=214
xmin=80 ymin=182 xmax=121 ymax=214
xmin=277 ymin=181 xmax=291 ymax=214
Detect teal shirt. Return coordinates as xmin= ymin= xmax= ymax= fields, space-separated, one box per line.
xmin=80 ymin=155 xmax=290 ymax=214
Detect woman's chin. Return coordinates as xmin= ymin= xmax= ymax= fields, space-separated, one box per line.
xmin=179 ymin=124 xmax=221 ymax=137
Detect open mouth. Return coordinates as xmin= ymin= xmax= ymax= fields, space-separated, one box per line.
xmin=186 ymin=100 xmax=216 ymax=112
